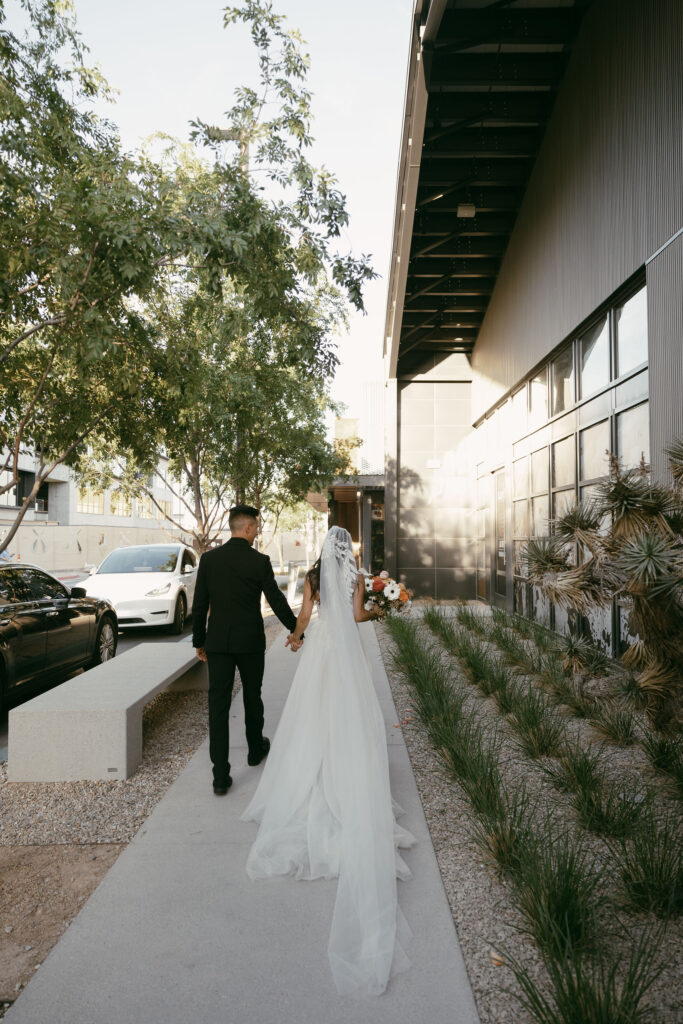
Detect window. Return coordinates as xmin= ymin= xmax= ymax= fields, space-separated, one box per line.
xmin=616 ymin=401 xmax=650 ymax=469
xmin=531 ymin=447 xmax=548 ymax=495
xmin=0 ymin=470 xmax=18 ymax=507
xmin=159 ymin=500 xmax=172 ymax=520
xmin=138 ymin=496 xmax=155 ymax=519
xmin=0 ymin=568 xmax=31 ymax=604
xmin=615 ymin=287 xmax=647 ymax=377
xmin=530 ymin=447 xmax=549 ymax=538
xmin=77 ymin=488 xmax=104 ymax=515
xmin=552 ymin=436 xmax=575 ymax=489
xmin=181 ymin=549 xmax=196 ymax=571
xmin=551 ymin=345 xmax=574 ymax=416
xmin=494 ymin=471 xmax=506 ymax=597
xmin=110 ymin=490 xmax=132 ymax=517
xmin=580 ymin=315 xmax=609 ymax=397
xmin=21 ymin=567 xmax=68 ymax=601
xmin=531 ymin=495 xmax=550 ymax=537
xmin=513 ymin=458 xmax=529 ymax=500
xmin=476 ymin=474 xmax=489 ymax=602
xmin=511 ymin=387 xmax=527 ymax=441
xmin=529 ymin=370 xmax=548 ymax=427
xmin=580 ymin=420 xmax=610 ymax=482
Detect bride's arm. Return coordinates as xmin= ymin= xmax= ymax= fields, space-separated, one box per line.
xmin=354 ymin=574 xmax=383 ymax=622
xmin=290 ymin=576 xmax=315 ymax=643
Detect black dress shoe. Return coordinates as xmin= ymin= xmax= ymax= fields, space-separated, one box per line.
xmin=213 ymin=777 xmax=232 ymax=795
xmin=247 ymin=737 xmax=270 ymax=767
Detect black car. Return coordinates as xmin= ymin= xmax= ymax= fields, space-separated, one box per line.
xmin=0 ymin=563 xmax=118 ymax=710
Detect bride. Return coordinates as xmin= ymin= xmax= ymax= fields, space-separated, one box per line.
xmin=241 ymin=526 xmax=416 ymax=996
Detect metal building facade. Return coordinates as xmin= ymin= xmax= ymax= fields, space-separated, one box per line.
xmin=384 ymin=0 xmax=682 ymax=623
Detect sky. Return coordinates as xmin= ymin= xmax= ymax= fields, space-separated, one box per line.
xmin=39 ymin=0 xmax=415 ymax=420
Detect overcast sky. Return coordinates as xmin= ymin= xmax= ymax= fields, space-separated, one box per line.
xmin=49 ymin=0 xmax=414 ymax=418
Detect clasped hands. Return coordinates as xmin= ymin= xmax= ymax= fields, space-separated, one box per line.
xmin=286 ymin=633 xmax=303 ymax=653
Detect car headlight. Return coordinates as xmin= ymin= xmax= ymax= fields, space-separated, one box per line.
xmin=146 ymin=582 xmax=172 ymax=596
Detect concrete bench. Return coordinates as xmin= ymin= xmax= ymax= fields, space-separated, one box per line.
xmin=7 ymin=642 xmax=207 ymax=783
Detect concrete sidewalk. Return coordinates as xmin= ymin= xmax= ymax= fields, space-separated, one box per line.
xmin=6 ymin=624 xmax=480 ymax=1024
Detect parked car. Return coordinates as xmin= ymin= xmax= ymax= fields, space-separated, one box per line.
xmin=0 ymin=563 xmax=118 ymax=710
xmin=82 ymin=543 xmax=197 ymax=633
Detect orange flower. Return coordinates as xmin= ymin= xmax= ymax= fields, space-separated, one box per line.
xmin=399 ymin=590 xmax=410 ymax=603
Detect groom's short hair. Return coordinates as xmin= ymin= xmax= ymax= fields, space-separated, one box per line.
xmin=229 ymin=504 xmax=259 ymax=531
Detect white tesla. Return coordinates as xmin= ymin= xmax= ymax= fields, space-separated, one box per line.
xmin=82 ymin=543 xmax=197 ymax=633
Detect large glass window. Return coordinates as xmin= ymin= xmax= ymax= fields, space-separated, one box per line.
xmin=110 ymin=490 xmax=132 ymax=517
xmin=77 ymin=488 xmax=104 ymax=515
xmin=531 ymin=495 xmax=550 ymax=537
xmin=0 ymin=470 xmax=18 ymax=507
xmin=511 ymin=387 xmax=527 ymax=441
xmin=551 ymin=345 xmax=574 ymax=416
xmin=529 ymin=370 xmax=548 ymax=426
xmin=531 ymin=447 xmax=548 ymax=494
xmin=615 ymin=287 xmax=647 ymax=377
xmin=513 ymin=458 xmax=529 ymax=500
xmin=552 ymin=436 xmax=575 ymax=489
xmin=616 ymin=401 xmax=650 ymax=469
xmin=580 ymin=419 xmax=610 ymax=482
xmin=580 ymin=315 xmax=610 ymax=397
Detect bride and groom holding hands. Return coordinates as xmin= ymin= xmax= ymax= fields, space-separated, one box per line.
xmin=192 ymin=504 xmax=415 ymax=996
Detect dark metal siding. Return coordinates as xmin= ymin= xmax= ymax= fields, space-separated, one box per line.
xmin=471 ymin=0 xmax=683 ymax=419
xmin=647 ymin=233 xmax=683 ymax=483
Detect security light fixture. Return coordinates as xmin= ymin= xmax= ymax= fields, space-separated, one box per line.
xmin=456 ymin=203 xmax=476 ymax=218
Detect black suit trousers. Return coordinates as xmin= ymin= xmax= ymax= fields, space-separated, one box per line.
xmin=207 ymin=651 xmax=266 ymax=782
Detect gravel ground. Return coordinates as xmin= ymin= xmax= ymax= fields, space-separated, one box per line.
xmin=376 ymin=613 xmax=683 ymax=1024
xmin=0 ymin=617 xmax=286 ymax=1011
xmin=3 ymin=612 xmax=680 ymax=1021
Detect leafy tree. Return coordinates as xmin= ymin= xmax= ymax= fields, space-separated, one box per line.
xmin=523 ymin=444 xmax=683 ymax=728
xmin=1 ymin=1 xmax=374 ymax=555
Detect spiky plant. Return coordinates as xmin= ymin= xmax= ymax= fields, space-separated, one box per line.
xmin=522 ymin=438 xmax=683 ymax=727
xmin=552 ymin=499 xmax=604 ymax=555
xmin=555 ymin=633 xmax=610 ymax=677
xmin=665 ymin=437 xmax=683 ymax=491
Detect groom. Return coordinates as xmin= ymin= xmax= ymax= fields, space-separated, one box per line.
xmin=193 ymin=504 xmax=302 ymax=795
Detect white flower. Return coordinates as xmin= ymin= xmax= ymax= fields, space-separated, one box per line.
xmin=365 ymin=576 xmax=375 ymax=592
xmin=384 ymin=582 xmax=400 ymax=601
xmin=364 ymin=600 xmax=373 ymax=611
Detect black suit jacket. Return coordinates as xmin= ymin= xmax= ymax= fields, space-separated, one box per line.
xmin=191 ymin=538 xmax=298 ymax=653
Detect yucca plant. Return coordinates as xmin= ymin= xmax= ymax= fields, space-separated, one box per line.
xmin=523 ymin=439 xmax=683 ymax=727
xmin=665 ymin=437 xmax=683 ymax=491
xmin=552 ymin=499 xmax=604 ymax=556
xmin=554 ymin=632 xmax=610 ymax=677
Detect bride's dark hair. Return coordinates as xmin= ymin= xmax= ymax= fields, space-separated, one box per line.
xmin=306 ymin=557 xmax=321 ymax=598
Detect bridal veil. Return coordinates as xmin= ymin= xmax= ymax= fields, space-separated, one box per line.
xmin=241 ymin=526 xmax=415 ymax=996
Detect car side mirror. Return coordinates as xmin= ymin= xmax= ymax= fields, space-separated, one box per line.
xmin=182 ymin=564 xmax=195 ymax=574
xmin=70 ymin=586 xmax=87 ymax=598
xmin=87 ymin=565 xmax=97 ymax=575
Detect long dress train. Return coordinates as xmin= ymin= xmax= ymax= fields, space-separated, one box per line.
xmin=240 ymin=574 xmax=415 ymax=996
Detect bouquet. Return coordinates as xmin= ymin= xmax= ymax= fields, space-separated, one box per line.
xmin=363 ymin=570 xmax=413 ymax=616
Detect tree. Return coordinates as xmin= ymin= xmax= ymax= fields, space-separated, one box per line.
xmin=523 ymin=443 xmax=683 ymax=727
xmin=99 ymin=273 xmax=352 ymax=552
xmin=1 ymin=1 xmax=374 ymax=555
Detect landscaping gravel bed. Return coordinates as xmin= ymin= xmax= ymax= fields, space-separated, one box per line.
xmin=377 ymin=614 xmax=683 ymax=1024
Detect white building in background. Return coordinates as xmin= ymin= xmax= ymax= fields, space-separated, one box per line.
xmin=0 ymin=448 xmax=189 ymax=572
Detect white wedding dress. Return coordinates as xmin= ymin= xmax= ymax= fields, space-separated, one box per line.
xmin=241 ymin=527 xmax=416 ymax=996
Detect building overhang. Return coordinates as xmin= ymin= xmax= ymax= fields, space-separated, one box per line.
xmin=384 ymin=0 xmax=595 ymax=380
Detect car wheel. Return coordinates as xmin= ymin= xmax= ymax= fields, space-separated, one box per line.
xmin=92 ymin=616 xmax=117 ymax=666
xmin=169 ymin=593 xmax=186 ymax=635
